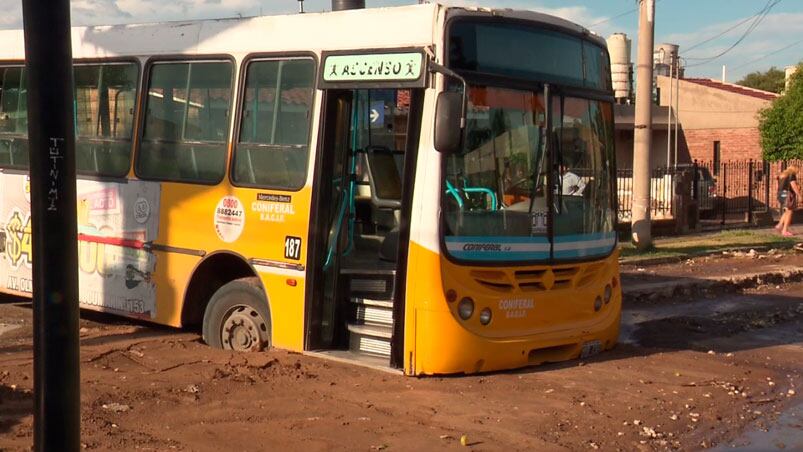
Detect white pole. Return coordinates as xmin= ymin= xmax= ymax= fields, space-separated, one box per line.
xmin=667 ymin=57 xmax=673 ymax=168
xmin=674 ymin=59 xmax=680 ymax=165
xmin=631 ymin=0 xmax=655 ymax=249
xmin=721 ymin=65 xmax=726 ymax=83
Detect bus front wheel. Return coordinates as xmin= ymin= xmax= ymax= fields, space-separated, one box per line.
xmin=202 ymin=277 xmax=271 ymax=352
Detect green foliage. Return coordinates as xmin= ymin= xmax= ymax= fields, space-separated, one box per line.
xmin=737 ymin=67 xmax=785 ymax=94
xmin=759 ymin=63 xmax=803 ymax=161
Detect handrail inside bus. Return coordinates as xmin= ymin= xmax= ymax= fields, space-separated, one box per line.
xmin=343 ymin=91 xmax=361 ymax=257
xmin=444 ymin=180 xmax=498 ymax=211
xmin=462 ymin=186 xmax=498 ymax=210
xmin=325 ymin=91 xmax=361 ymax=268
xmin=445 ymin=180 xmax=464 ymax=208
xmin=323 ymin=192 xmax=349 ymax=270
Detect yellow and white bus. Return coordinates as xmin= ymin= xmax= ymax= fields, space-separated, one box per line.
xmin=0 ymin=3 xmax=620 ymax=375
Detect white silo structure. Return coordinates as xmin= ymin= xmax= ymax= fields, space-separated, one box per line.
xmin=607 ymin=33 xmax=632 ymax=103
xmin=653 ymin=43 xmax=679 ymax=77
xmin=786 ymin=65 xmax=799 ymax=91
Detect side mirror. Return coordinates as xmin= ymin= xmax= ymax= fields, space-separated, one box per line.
xmin=434 ymin=91 xmax=463 ymax=154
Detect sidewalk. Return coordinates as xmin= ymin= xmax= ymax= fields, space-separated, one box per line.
xmin=621 ymin=250 xmax=803 ymax=303
xmin=619 ymin=227 xmax=799 ymax=266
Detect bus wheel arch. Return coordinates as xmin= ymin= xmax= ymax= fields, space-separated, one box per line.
xmin=201 ymin=277 xmax=272 ymax=351
xmin=181 ymin=252 xmax=265 ymax=329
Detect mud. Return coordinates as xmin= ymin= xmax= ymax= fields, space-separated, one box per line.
xmin=1 ymin=256 xmax=801 ymax=451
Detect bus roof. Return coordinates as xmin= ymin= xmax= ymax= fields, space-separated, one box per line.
xmin=0 ymin=3 xmax=603 ymax=61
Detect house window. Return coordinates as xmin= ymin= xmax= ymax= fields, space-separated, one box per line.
xmin=713 ymin=141 xmax=721 ymax=175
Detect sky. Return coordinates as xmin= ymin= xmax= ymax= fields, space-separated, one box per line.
xmin=0 ymin=0 xmax=800 ymax=82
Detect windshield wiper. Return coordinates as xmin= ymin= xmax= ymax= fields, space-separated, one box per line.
xmin=529 ymin=83 xmax=550 ymax=214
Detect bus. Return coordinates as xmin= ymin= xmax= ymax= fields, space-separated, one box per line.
xmin=0 ymin=3 xmax=620 ymax=375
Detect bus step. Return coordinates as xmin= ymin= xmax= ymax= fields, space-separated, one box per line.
xmin=344 ymin=272 xmax=395 ymax=300
xmin=347 ymin=323 xmax=392 ymax=357
xmin=352 ymin=298 xmax=394 ymax=326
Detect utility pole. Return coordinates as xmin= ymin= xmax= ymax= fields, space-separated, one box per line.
xmin=21 ymin=0 xmax=81 ymax=450
xmin=631 ymin=0 xmax=655 ymax=250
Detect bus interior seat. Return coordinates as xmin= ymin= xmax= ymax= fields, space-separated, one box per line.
xmin=0 ymin=137 xmax=19 ymax=166
xmin=188 ymin=145 xmax=200 ymax=180
xmin=0 ymin=138 xmax=11 ymax=166
xmin=107 ymin=142 xmax=130 ymax=175
xmin=362 ymin=146 xmax=403 ymax=262
xmin=378 ymin=228 xmax=400 ymax=262
xmin=75 ymin=140 xmax=95 ymax=173
xmin=238 ymin=146 xmax=258 ymax=184
xmin=364 ymin=146 xmax=402 ymax=210
xmin=283 ymin=147 xmax=306 ymax=186
xmin=363 ymin=147 xmax=402 ymax=230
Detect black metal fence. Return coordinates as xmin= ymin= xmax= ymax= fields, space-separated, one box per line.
xmin=618 ymin=159 xmax=803 ymax=224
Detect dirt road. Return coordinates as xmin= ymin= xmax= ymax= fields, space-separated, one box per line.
xmin=1 ymin=253 xmax=801 ymax=451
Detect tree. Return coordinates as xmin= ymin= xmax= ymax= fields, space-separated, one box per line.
xmin=737 ymin=67 xmax=785 ymax=94
xmin=759 ymin=64 xmax=803 ymax=161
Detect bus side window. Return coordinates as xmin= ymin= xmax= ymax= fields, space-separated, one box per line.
xmin=136 ymin=61 xmax=233 ymax=184
xmin=233 ymin=58 xmax=315 ymax=189
xmin=0 ymin=66 xmax=29 ymax=169
xmin=74 ymin=63 xmax=138 ymax=177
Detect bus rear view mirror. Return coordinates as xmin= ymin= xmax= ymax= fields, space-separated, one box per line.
xmin=434 ymin=91 xmax=463 ymax=154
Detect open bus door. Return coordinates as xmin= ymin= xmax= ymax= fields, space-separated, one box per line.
xmin=305 ymin=86 xmax=423 ymax=370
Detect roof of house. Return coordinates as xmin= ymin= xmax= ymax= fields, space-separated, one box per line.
xmin=682 ymin=78 xmax=780 ymax=101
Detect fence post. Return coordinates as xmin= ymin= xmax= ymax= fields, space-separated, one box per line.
xmin=747 ymin=159 xmax=754 ymax=224
xmin=721 ymin=162 xmax=727 ymax=226
xmin=692 ymin=160 xmax=699 ymax=201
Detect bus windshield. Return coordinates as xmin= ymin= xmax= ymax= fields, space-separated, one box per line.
xmin=443 ymin=20 xmax=616 ymax=263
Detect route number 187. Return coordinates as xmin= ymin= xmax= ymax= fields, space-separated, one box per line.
xmin=284 ymin=236 xmax=301 ymax=260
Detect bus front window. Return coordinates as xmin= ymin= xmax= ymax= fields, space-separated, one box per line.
xmin=443 ymin=86 xmax=551 ymax=262
xmin=441 ymin=87 xmax=616 ymax=263
xmin=443 ymin=19 xmax=617 ymax=263
xmin=552 ymin=96 xmax=616 ymax=259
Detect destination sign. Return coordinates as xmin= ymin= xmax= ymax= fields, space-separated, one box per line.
xmin=323 ymin=52 xmax=423 ymax=83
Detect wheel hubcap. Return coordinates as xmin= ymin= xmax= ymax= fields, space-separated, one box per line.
xmin=221 ymin=306 xmax=265 ymax=352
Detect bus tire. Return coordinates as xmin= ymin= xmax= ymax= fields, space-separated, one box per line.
xmin=202 ymin=277 xmax=271 ymax=352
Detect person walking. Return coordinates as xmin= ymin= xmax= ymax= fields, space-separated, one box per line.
xmin=776 ymin=166 xmax=801 ymax=237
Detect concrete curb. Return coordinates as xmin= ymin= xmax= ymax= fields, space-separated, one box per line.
xmin=622 ymin=267 xmax=803 ymax=304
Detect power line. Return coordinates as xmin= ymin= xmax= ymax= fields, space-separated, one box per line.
xmin=588 ymin=0 xmax=663 ymax=29
xmin=685 ymin=0 xmax=778 ymax=60
xmin=684 ymin=0 xmax=781 ymax=67
xmin=683 ymin=14 xmax=759 ymax=53
xmin=731 ymin=39 xmax=803 ymax=71
xmin=588 ymin=8 xmax=637 ymax=28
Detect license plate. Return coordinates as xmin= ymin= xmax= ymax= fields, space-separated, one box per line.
xmin=580 ymin=340 xmax=602 ymax=359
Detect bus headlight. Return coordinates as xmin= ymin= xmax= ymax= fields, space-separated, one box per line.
xmin=479 ymin=308 xmax=492 ymax=325
xmin=458 ymin=298 xmax=474 ymax=320
xmin=604 ymin=284 xmax=612 ymax=304
xmin=594 ymin=296 xmax=603 ymax=312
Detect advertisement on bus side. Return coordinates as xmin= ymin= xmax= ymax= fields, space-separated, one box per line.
xmin=0 ymin=173 xmax=161 ymax=319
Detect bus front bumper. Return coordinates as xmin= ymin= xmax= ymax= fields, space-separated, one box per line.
xmin=409 ymin=298 xmax=621 ymax=376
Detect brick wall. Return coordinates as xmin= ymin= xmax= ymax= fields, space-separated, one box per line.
xmin=683 ymin=128 xmax=763 ymax=162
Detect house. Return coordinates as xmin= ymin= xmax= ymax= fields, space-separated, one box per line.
xmin=654 ymin=76 xmax=779 ymax=165
xmin=613 ymin=103 xmax=674 ymax=170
